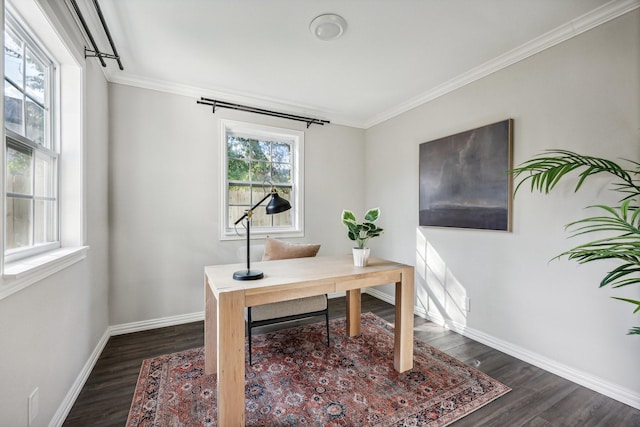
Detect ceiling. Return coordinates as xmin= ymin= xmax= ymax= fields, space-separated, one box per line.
xmin=72 ymin=0 xmax=623 ymax=128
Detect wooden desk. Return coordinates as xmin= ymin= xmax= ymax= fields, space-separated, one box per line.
xmin=204 ymin=254 xmax=414 ymax=426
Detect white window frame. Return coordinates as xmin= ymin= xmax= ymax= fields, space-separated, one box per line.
xmin=4 ymin=12 xmax=60 ymax=262
xmin=0 ymin=0 xmax=87 ymax=300
xmin=220 ymin=119 xmax=304 ymax=240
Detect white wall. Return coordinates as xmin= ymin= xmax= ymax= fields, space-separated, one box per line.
xmin=365 ymin=10 xmax=640 ymax=403
xmin=108 ymin=84 xmax=365 ymax=325
xmin=0 ymin=4 xmax=111 ymax=426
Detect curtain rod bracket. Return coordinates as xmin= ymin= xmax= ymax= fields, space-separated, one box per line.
xmin=84 ymin=47 xmax=120 ymax=61
xmin=197 ymin=97 xmax=329 ymax=128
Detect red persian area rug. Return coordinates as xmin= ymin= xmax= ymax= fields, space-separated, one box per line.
xmin=127 ymin=313 xmax=510 ymax=426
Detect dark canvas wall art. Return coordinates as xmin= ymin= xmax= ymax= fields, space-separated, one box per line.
xmin=419 ymin=119 xmax=513 ymax=231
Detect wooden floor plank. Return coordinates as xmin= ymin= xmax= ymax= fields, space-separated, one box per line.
xmin=62 ymin=294 xmax=640 ymax=426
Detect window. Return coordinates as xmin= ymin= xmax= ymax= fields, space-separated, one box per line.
xmin=0 ymin=1 xmax=85 ymax=299
xmin=221 ymin=120 xmax=304 ymax=239
xmin=4 ymin=12 xmax=58 ymax=261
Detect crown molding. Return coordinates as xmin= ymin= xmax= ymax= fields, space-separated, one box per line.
xmin=102 ymin=0 xmax=638 ymax=130
xmin=363 ymin=0 xmax=640 ymax=128
xmin=107 ymin=72 xmax=365 ymax=128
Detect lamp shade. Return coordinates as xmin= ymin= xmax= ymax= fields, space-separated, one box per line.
xmin=266 ymin=192 xmax=291 ymax=215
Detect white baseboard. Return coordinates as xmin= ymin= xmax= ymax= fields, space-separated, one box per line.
xmin=363 ymin=287 xmax=394 ymax=304
xmin=109 ymin=311 xmax=205 ymax=336
xmin=48 ymin=329 xmax=110 ymax=427
xmin=423 ymin=310 xmax=640 ymax=410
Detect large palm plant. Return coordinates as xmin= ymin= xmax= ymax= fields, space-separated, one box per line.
xmin=511 ymin=149 xmax=640 ymax=335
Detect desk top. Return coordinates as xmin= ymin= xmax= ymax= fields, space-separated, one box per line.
xmin=205 ymin=254 xmax=412 ymax=305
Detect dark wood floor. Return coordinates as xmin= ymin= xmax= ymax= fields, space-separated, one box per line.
xmin=63 ymin=294 xmax=640 ymax=426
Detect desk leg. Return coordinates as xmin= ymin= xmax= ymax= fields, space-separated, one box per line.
xmin=204 ymin=279 xmax=217 ymax=375
xmin=394 ymin=267 xmax=414 ymax=372
xmin=216 ymin=290 xmax=246 ymax=426
xmin=346 ymin=289 xmax=362 ymax=336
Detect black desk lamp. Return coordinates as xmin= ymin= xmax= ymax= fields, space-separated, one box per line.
xmin=233 ymin=187 xmax=291 ymax=280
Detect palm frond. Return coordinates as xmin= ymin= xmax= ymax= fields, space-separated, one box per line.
xmin=627 ymin=327 xmax=640 ymax=335
xmin=511 ymin=150 xmax=640 ymax=197
xmin=612 ymin=297 xmax=640 ymax=313
xmin=600 ymin=264 xmax=640 ymax=288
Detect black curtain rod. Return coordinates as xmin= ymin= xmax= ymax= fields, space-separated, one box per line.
xmin=197 ymin=97 xmax=330 ymax=128
xmin=69 ymin=0 xmax=124 ymax=70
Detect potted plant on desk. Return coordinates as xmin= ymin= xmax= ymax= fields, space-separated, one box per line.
xmin=341 ymin=207 xmax=384 ymax=266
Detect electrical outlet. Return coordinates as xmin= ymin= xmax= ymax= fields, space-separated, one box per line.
xmin=28 ymin=387 xmax=39 ymax=427
xmin=464 ymin=297 xmax=471 ymax=312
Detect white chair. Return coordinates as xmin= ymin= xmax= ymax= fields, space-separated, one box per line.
xmin=242 ymin=238 xmax=330 ymax=365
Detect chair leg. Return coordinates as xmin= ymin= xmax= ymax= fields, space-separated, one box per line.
xmin=248 ymin=308 xmax=253 ymax=366
xmin=325 ymin=310 xmax=330 ymax=347
xmin=249 ymin=330 xmax=253 ymax=365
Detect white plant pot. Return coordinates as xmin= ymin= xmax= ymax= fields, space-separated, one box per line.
xmin=352 ymin=248 xmax=370 ymax=267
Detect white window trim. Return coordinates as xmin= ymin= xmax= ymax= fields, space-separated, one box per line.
xmin=220 ymin=119 xmax=304 ymax=240
xmin=0 ymin=0 xmax=88 ymax=301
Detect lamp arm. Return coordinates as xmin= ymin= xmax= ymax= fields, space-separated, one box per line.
xmin=233 ymin=190 xmax=274 ymax=226
xmin=232 ymin=189 xmax=276 ymax=275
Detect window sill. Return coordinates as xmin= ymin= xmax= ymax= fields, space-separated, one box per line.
xmin=220 ymin=230 xmax=304 ymax=241
xmin=0 ymin=246 xmax=89 ymax=300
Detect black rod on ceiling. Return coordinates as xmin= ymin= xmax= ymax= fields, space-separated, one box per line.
xmin=91 ymin=0 xmax=123 ymax=70
xmin=197 ymin=97 xmax=330 ymax=128
xmin=69 ymin=0 xmax=124 ymax=70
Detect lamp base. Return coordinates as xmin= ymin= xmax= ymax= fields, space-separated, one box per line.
xmin=233 ymin=269 xmax=264 ymax=281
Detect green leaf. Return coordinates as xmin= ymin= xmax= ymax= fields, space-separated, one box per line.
xmin=364 ymin=207 xmax=380 ymax=222
xmin=341 ymin=209 xmax=356 ymax=224
xmin=612 ymin=297 xmax=640 ymax=314
xmin=511 ymin=149 xmax=640 ymax=198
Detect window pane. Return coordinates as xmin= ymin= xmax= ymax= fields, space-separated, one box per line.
xmin=26 ymin=98 xmax=45 ymax=145
xmin=272 ymin=143 xmax=291 ymax=163
xmin=249 ymin=139 xmax=269 ymax=161
xmin=228 ymin=136 xmax=249 ymax=160
xmin=6 ymin=197 xmax=32 ymax=250
xmin=7 ymin=143 xmax=32 ymax=195
xmin=254 ymin=140 xmax=271 ymax=160
xmin=25 ymin=48 xmax=45 ymax=104
xmin=251 ymin=161 xmax=270 ymax=182
xmin=229 ymin=184 xmax=251 ymax=206
xmin=272 ymin=163 xmax=291 ymax=184
xmin=5 ymin=80 xmax=24 ymax=135
xmin=34 ymin=199 xmax=56 ymax=244
xmin=228 ymin=158 xmax=249 ymax=181
xmin=4 ymin=30 xmax=23 ymax=88
xmin=35 ymin=152 xmax=53 ymax=197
